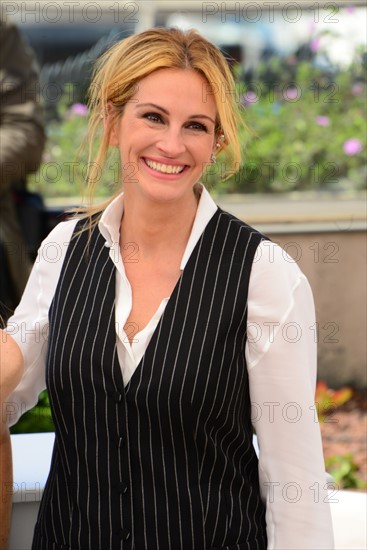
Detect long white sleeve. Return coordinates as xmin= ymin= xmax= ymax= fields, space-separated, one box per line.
xmin=246 ymin=242 xmax=334 ymax=549
xmin=4 ymin=219 xmax=77 ymax=426
xmin=4 ymin=192 xmax=334 ymax=550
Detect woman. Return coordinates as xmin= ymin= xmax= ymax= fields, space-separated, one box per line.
xmin=1 ymin=28 xmax=334 ymax=549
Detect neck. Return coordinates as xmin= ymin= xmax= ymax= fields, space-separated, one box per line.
xmin=120 ymin=188 xmax=200 ymax=257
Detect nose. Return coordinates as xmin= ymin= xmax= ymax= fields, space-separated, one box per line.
xmin=156 ymin=126 xmax=186 ymax=158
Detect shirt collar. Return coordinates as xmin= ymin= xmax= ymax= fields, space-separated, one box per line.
xmin=99 ymin=192 xmax=125 ymax=247
xmin=98 ymin=184 xmax=218 ymax=269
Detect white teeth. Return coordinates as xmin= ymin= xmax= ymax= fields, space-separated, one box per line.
xmin=145 ymin=159 xmax=185 ymax=174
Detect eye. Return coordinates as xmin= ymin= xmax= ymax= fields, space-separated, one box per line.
xmin=187 ymin=121 xmax=208 ymax=132
xmin=142 ymin=112 xmax=163 ymax=123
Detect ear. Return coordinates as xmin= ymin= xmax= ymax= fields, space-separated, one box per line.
xmin=214 ymin=132 xmax=225 ymax=152
xmin=212 ymin=135 xmax=219 ymax=155
xmin=108 ymin=123 xmax=119 ymax=147
xmin=104 ymin=102 xmax=119 ymax=146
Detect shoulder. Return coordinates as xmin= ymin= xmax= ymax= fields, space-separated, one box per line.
xmin=34 ymin=217 xmax=106 ymax=272
xmin=252 ymin=240 xmax=305 ymax=290
xmin=217 ymin=207 xmax=264 ymax=234
xmin=248 ymin=240 xmax=314 ymax=335
xmin=37 ymin=217 xmax=79 ymax=261
xmin=215 ymin=208 xmax=305 ymax=284
xmin=217 ymin=207 xmax=268 ymax=246
xmin=249 ymin=239 xmax=312 ymax=320
xmin=38 ymin=215 xmax=106 ymax=272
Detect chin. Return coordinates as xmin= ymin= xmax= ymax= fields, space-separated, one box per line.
xmin=140 ymin=179 xmax=196 ymax=204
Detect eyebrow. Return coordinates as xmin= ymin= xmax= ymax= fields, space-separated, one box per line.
xmin=135 ymin=102 xmax=216 ymax=124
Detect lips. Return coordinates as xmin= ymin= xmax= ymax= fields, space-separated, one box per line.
xmin=143 ymin=158 xmax=186 ymax=175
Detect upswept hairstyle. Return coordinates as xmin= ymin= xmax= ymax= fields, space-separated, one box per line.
xmin=81 ymin=27 xmax=244 ymax=215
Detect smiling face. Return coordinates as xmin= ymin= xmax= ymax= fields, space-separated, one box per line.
xmin=109 ymin=68 xmax=218 ymax=204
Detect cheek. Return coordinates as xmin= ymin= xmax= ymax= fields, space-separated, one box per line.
xmin=197 ymin=139 xmax=216 ymax=161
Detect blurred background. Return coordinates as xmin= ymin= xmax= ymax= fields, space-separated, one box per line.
xmin=3 ymin=1 xmax=366 ymax=196
xmin=1 ymin=0 xmax=366 ymax=517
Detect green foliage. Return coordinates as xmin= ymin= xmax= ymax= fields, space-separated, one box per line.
xmin=206 ymin=60 xmax=366 ymax=193
xmin=28 ymin=97 xmax=120 ymax=200
xmin=28 ymin=57 xmax=366 ymax=199
xmin=314 ymin=381 xmax=365 ymax=490
xmin=315 ymin=380 xmax=353 ymax=423
xmin=325 ymin=453 xmax=367 ymax=490
xmin=10 ymin=390 xmax=54 ymax=434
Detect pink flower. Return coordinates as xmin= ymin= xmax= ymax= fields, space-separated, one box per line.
xmin=346 ymin=4 xmax=356 ymax=14
xmin=283 ymin=87 xmax=300 ymax=101
xmin=316 ymin=116 xmax=330 ymax=127
xmin=343 ymin=138 xmax=363 ymax=155
xmin=242 ymin=91 xmax=258 ymax=105
xmin=310 ymin=37 xmax=321 ymax=53
xmin=352 ymin=82 xmax=364 ymax=96
xmin=70 ymin=103 xmax=88 ymax=116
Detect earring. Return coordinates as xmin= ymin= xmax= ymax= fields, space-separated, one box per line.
xmin=215 ymin=134 xmax=225 ymax=149
xmin=212 ymin=134 xmax=224 ymax=162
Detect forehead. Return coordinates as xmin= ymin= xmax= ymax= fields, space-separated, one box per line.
xmin=132 ymin=68 xmax=217 ymax=114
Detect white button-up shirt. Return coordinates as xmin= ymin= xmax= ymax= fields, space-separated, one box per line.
xmin=5 ymin=185 xmax=334 ymax=549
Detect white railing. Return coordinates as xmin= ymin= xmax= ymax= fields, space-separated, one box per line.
xmin=9 ymin=433 xmax=54 ymax=550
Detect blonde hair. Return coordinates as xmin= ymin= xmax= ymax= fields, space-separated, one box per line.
xmin=79 ymin=27 xmax=244 ymax=217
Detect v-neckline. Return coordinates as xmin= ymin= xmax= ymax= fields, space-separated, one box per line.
xmin=118 ymin=208 xmax=221 ymax=395
xmin=124 ymin=295 xmax=169 ymax=349
xmin=122 ymin=267 xmax=184 ymax=394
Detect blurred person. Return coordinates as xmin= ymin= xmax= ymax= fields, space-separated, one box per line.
xmin=1 ymin=28 xmax=334 ymax=549
xmin=0 ymin=14 xmax=45 ymax=321
xmin=0 ymin=14 xmax=45 ymax=548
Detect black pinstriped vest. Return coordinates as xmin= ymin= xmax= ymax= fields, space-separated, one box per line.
xmin=32 ymin=208 xmax=267 ymax=550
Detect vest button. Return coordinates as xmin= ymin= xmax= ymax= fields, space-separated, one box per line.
xmin=113 ymin=392 xmax=122 ymax=403
xmin=118 ymin=481 xmax=128 ymax=494
xmin=120 ymin=527 xmax=130 ymax=540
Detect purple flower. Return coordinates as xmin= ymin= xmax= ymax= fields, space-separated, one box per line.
xmin=283 ymin=87 xmax=300 ymax=101
xmin=310 ymin=37 xmax=321 ymax=53
xmin=70 ymin=103 xmax=88 ymax=116
xmin=242 ymin=91 xmax=258 ymax=105
xmin=316 ymin=116 xmax=330 ymax=127
xmin=346 ymin=4 xmax=356 ymax=14
xmin=343 ymin=138 xmax=363 ymax=155
xmin=352 ymin=82 xmax=364 ymax=96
